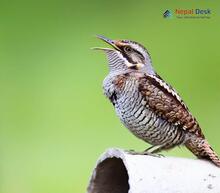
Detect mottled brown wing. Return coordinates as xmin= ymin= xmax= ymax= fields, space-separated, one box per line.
xmin=138 ymin=73 xmax=204 ymax=138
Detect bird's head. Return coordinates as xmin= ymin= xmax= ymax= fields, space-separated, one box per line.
xmin=94 ymin=35 xmax=155 ymax=75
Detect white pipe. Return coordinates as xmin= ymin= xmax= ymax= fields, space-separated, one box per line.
xmin=87 ymin=148 xmax=220 ymax=193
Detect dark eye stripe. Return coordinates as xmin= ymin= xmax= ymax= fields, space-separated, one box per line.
xmin=121 ymin=49 xmax=136 ymax=64
xmin=134 ymin=50 xmax=145 ymax=61
xmin=124 ymin=46 xmax=132 ymax=52
xmin=121 ymin=46 xmax=145 ymax=64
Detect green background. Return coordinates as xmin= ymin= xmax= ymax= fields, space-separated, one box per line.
xmin=0 ymin=0 xmax=219 ymax=193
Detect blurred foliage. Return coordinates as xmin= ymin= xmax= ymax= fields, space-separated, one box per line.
xmin=0 ymin=0 xmax=219 ymax=193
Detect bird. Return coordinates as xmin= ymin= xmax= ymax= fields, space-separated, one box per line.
xmin=94 ymin=35 xmax=220 ymax=167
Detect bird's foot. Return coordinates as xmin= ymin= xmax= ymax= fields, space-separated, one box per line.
xmin=126 ymin=149 xmax=164 ymax=158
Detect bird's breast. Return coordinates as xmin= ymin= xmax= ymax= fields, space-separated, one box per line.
xmin=113 ymin=79 xmax=153 ymax=130
xmin=103 ymin=73 xmax=184 ymax=145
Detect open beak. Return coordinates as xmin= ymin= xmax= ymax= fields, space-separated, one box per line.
xmin=92 ymin=35 xmax=120 ymax=51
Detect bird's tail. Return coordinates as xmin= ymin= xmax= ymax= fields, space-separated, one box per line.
xmin=185 ymin=137 xmax=220 ymax=167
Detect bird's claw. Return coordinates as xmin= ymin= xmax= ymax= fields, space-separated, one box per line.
xmin=125 ymin=149 xmax=164 ymax=158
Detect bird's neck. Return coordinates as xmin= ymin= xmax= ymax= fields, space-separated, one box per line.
xmin=144 ymin=62 xmax=156 ymax=75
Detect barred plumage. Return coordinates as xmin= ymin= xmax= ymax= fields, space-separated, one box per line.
xmin=96 ymin=35 xmax=220 ymax=167
xmin=104 ymin=73 xmax=185 ymax=149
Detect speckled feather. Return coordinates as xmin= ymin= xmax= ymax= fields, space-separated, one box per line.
xmin=138 ymin=73 xmax=203 ymax=137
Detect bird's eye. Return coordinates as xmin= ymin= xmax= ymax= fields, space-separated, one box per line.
xmin=124 ymin=46 xmax=132 ymax=52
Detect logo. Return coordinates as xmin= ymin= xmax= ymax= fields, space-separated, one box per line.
xmin=163 ymin=8 xmax=212 ymax=19
xmin=163 ymin=10 xmax=172 ymax=18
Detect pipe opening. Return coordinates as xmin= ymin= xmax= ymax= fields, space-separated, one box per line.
xmin=88 ymin=157 xmax=129 ymax=193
